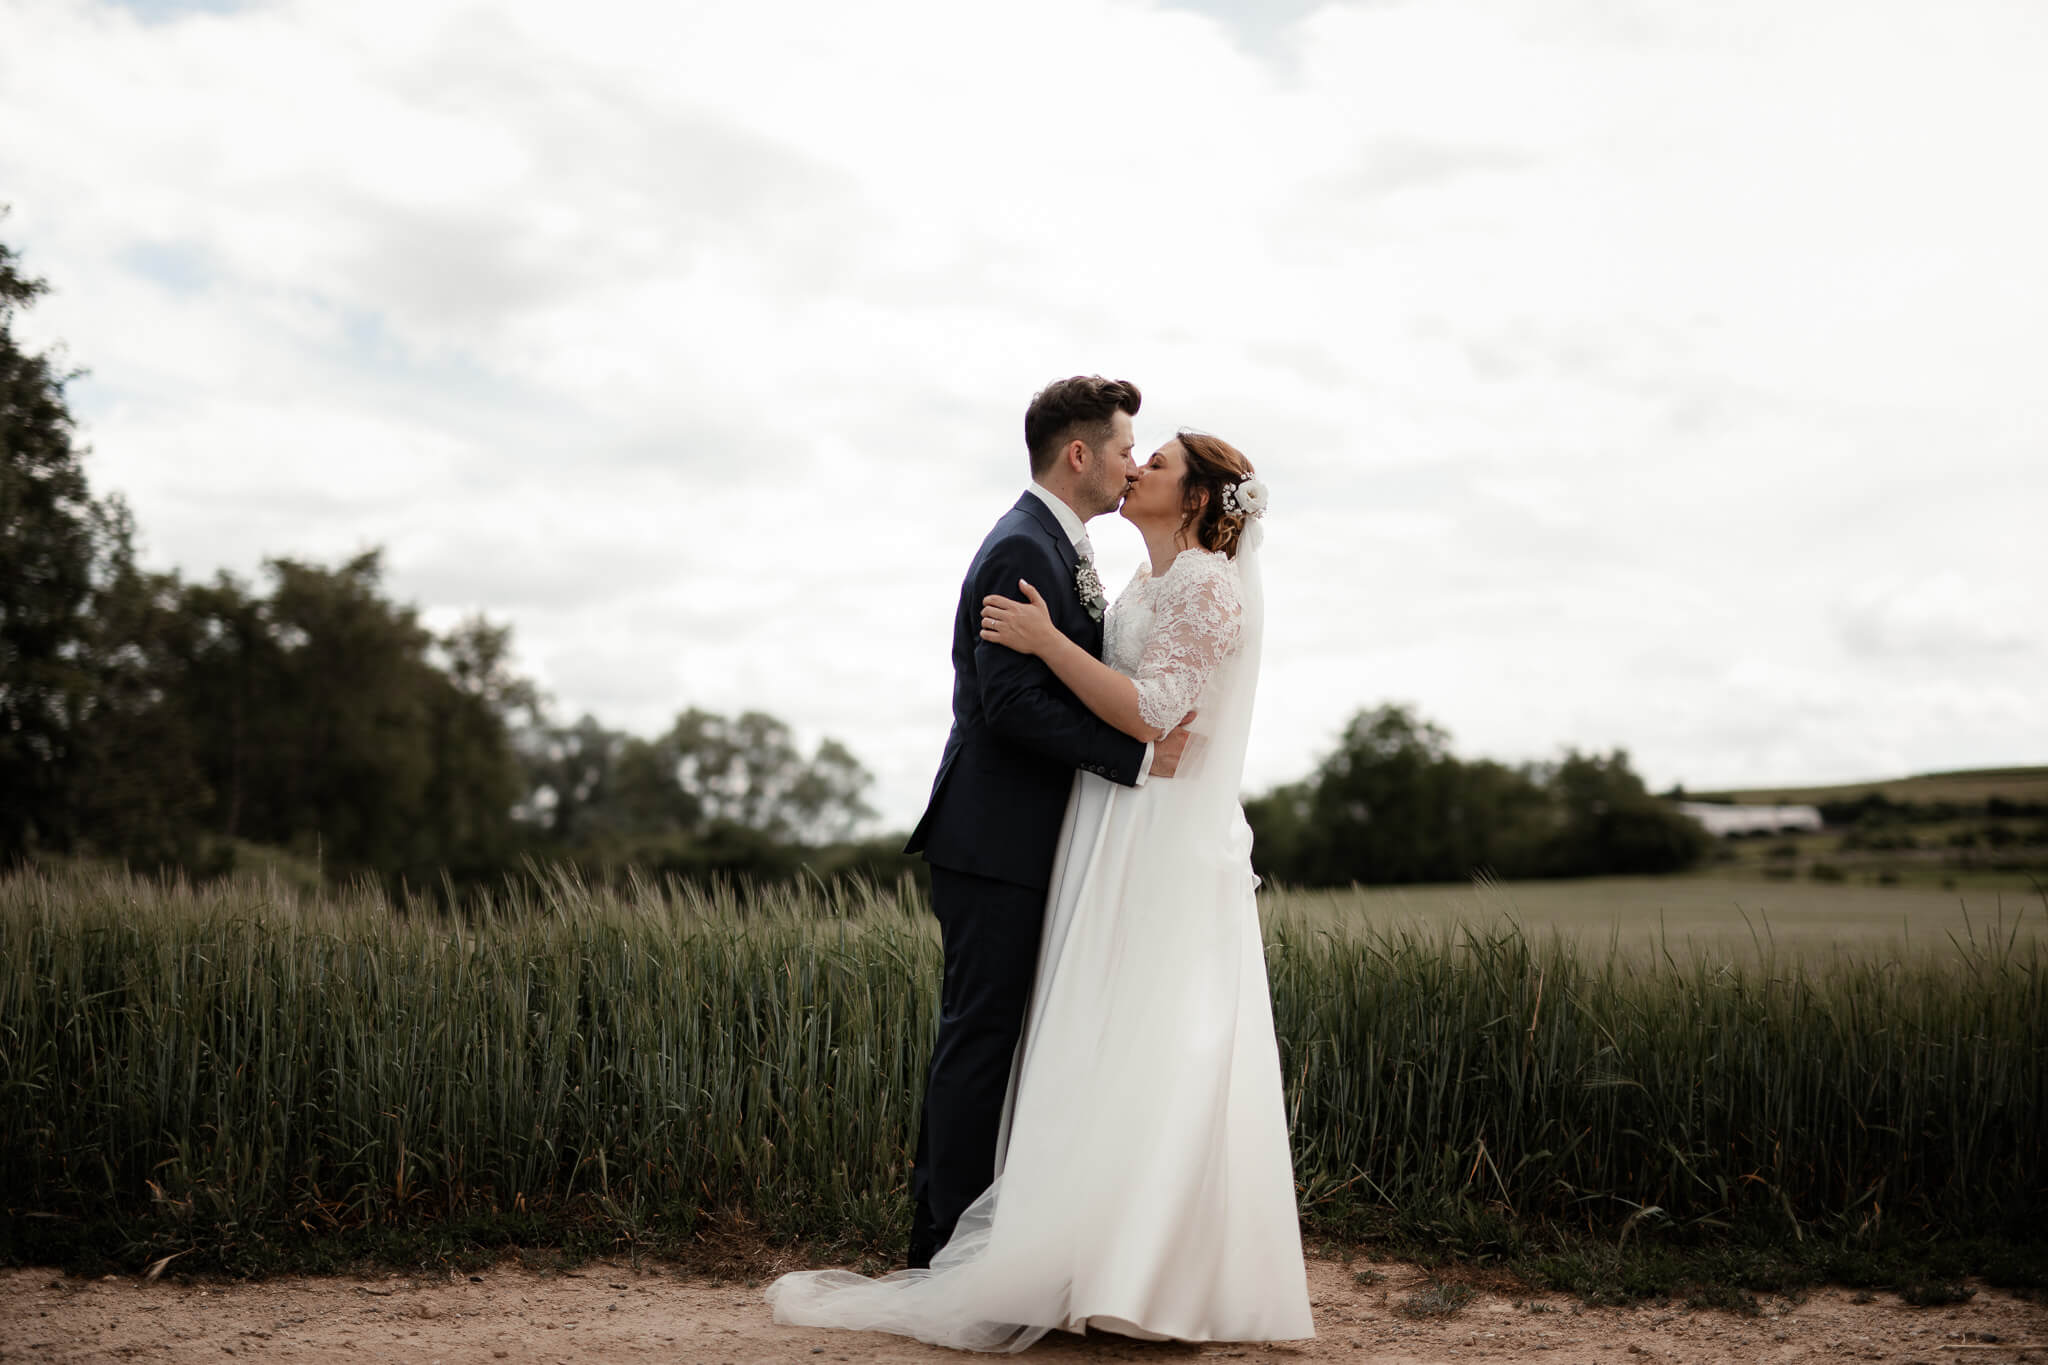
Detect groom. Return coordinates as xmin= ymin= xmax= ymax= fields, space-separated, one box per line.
xmin=902 ymin=375 xmax=1194 ymax=1269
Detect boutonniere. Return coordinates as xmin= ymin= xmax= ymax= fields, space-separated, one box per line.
xmin=1075 ymin=557 xmax=1107 ymax=622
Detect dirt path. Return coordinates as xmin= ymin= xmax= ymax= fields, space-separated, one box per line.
xmin=4 ymin=1257 xmax=2043 ymax=1363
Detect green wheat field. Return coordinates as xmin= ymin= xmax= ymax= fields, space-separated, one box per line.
xmin=2 ymin=865 xmax=2043 ymax=1292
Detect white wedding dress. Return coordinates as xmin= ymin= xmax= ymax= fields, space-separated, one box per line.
xmin=767 ymin=531 xmax=1313 ymax=1352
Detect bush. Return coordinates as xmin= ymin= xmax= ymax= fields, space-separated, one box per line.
xmin=1989 ymin=797 xmax=2048 ymax=820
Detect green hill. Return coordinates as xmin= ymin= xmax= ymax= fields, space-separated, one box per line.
xmin=1697 ymin=766 xmax=2048 ymax=809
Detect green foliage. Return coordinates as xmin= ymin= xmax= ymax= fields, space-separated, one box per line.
xmin=0 ymin=222 xmax=144 ymax=863
xmin=41 ymin=550 xmax=546 ymax=885
xmin=1808 ymin=786 xmax=2048 ymax=830
xmin=2 ymin=868 xmax=2041 ymax=1278
xmin=517 ymin=708 xmax=875 ymax=856
xmin=176 ymin=552 xmax=496 ymax=878
xmin=1248 ymin=705 xmax=1711 ymax=887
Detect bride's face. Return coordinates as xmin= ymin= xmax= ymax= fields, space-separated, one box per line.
xmin=1119 ymin=439 xmax=1187 ymax=529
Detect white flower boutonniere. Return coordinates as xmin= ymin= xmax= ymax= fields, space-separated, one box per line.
xmin=1075 ymin=557 xmax=1107 ymax=622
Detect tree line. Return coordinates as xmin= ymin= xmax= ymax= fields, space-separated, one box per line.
xmin=0 ymin=226 xmax=892 ymax=890
xmin=1243 ymin=704 xmax=1709 ymax=885
xmin=3 ymin=225 xmax=1707 ymax=891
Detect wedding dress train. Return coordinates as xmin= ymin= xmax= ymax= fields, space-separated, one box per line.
xmin=767 ymin=534 xmax=1312 ymax=1351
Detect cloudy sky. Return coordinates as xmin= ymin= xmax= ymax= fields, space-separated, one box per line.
xmin=4 ymin=0 xmax=2044 ymax=829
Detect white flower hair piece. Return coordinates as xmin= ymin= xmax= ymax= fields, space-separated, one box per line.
xmin=1222 ymin=477 xmax=1269 ymax=520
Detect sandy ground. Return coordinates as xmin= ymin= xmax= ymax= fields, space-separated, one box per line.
xmin=4 ymin=1257 xmax=2043 ymax=1364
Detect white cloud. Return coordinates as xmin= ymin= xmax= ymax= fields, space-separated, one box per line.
xmin=1837 ymin=572 xmax=2033 ymax=660
xmin=3 ymin=0 xmax=2045 ymax=828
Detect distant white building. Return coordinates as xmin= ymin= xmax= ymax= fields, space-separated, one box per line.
xmin=1675 ymin=801 xmax=1825 ymax=837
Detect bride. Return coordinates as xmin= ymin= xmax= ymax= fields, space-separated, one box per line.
xmin=767 ymin=431 xmax=1312 ymax=1352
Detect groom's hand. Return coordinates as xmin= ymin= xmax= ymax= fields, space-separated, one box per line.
xmin=1149 ymin=711 xmax=1198 ymax=779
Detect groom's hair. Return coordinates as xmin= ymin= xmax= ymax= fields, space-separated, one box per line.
xmin=1024 ymin=376 xmax=1142 ymax=477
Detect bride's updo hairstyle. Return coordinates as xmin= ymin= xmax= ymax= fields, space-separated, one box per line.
xmin=1175 ymin=431 xmax=1256 ymax=559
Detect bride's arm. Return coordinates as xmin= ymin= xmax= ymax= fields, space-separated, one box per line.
xmin=979 ymin=580 xmax=1165 ymax=741
xmin=985 ymin=560 xmax=1243 ymax=745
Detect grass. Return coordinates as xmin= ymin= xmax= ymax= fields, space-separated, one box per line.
xmin=1263 ymin=875 xmax=2048 ymax=958
xmin=2 ymin=864 xmax=2043 ymax=1305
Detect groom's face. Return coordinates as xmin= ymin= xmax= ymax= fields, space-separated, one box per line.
xmin=1083 ymin=411 xmax=1139 ymax=517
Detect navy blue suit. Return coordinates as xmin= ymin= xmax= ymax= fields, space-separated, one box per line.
xmin=902 ymin=492 xmax=1147 ymax=1266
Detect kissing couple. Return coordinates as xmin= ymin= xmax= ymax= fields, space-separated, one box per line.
xmin=769 ymin=376 xmax=1313 ymax=1351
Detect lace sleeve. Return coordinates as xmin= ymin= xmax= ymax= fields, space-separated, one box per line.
xmin=1132 ymin=554 xmax=1242 ymax=733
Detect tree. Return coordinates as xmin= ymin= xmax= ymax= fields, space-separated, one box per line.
xmin=515 ymin=713 xmax=637 ymax=844
xmin=0 ymin=217 xmax=135 ymax=861
xmin=664 ymin=708 xmax=875 ymax=843
xmin=421 ymin=615 xmax=541 ymax=876
xmin=1245 ymin=704 xmax=1708 ymax=887
xmin=1294 ymin=704 xmax=1471 ymax=885
xmin=1535 ymin=748 xmax=1711 ymax=877
xmin=515 ymin=705 xmax=878 ymax=857
xmin=65 ymin=538 xmax=213 ymax=869
xmin=1243 ymin=779 xmax=1314 ymax=884
xmin=157 ymin=552 xmax=536 ymax=883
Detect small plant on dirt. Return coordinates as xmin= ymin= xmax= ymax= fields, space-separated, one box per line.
xmin=1352 ymin=1268 xmax=1385 ymax=1286
xmin=1901 ymin=1281 xmax=1975 ymax=1307
xmin=1685 ymin=1284 xmax=1761 ymax=1316
xmin=1398 ymin=1283 xmax=1476 ymax=1319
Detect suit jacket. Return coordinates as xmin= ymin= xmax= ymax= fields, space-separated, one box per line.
xmin=905 ymin=493 xmax=1148 ymax=891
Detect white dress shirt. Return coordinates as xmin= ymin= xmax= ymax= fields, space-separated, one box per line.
xmin=1023 ymin=483 xmax=1153 ymax=783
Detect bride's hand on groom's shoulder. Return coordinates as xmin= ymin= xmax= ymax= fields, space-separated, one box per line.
xmin=980 ymin=581 xmax=1060 ymax=658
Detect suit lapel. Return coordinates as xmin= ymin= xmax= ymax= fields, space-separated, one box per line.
xmin=1009 ymin=492 xmax=1105 ymax=655
xmin=1012 ymin=492 xmax=1079 ymax=576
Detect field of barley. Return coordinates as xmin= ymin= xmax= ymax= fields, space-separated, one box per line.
xmin=1 ymin=865 xmax=2043 ymax=1286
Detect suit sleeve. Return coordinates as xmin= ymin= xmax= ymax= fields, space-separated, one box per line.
xmin=972 ymin=538 xmax=1148 ymax=786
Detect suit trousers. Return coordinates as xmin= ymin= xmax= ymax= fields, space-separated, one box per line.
xmin=907 ymin=864 xmax=1045 ymax=1269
